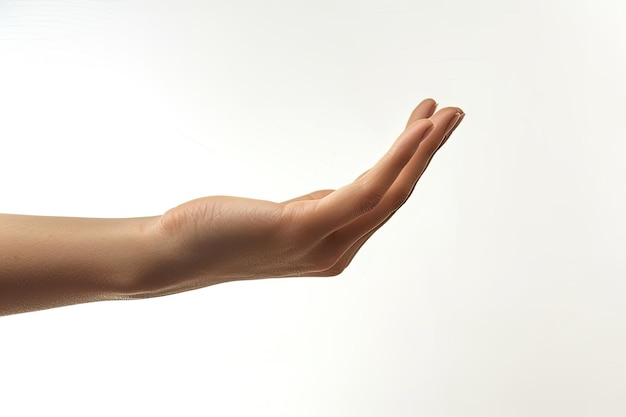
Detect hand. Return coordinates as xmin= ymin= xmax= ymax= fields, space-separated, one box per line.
xmin=138 ymin=99 xmax=464 ymax=297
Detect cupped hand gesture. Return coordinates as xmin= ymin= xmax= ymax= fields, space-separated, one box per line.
xmin=141 ymin=99 xmax=464 ymax=296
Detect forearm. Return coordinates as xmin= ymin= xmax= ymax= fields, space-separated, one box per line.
xmin=0 ymin=214 xmax=162 ymax=315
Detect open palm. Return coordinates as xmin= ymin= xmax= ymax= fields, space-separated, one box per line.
xmin=145 ymin=99 xmax=463 ymax=296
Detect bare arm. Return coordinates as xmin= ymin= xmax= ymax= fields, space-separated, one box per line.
xmin=0 ymin=99 xmax=464 ymax=316
xmin=0 ymin=214 xmax=160 ymax=315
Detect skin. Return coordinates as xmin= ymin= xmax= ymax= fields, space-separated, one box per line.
xmin=0 ymin=99 xmax=464 ymax=316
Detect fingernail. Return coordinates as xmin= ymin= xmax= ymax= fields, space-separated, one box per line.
xmin=444 ymin=111 xmax=465 ymax=136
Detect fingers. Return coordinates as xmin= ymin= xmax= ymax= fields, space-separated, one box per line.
xmin=435 ymin=111 xmax=465 ymax=152
xmin=288 ymin=100 xmax=463 ymax=278
xmin=406 ymin=98 xmax=438 ymax=128
xmin=351 ymin=98 xmax=438 ymax=183
xmin=405 ymin=109 xmax=464 ymax=197
xmin=309 ymin=118 xmax=435 ymax=232
xmin=319 ymin=107 xmax=463 ymax=253
xmin=419 ymin=107 xmax=463 ymax=155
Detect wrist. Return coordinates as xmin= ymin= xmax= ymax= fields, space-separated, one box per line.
xmin=116 ymin=215 xmax=208 ymax=300
xmin=111 ymin=216 xmax=173 ymax=300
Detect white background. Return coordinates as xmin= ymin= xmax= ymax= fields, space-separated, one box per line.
xmin=1 ymin=1 xmax=625 ymax=416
